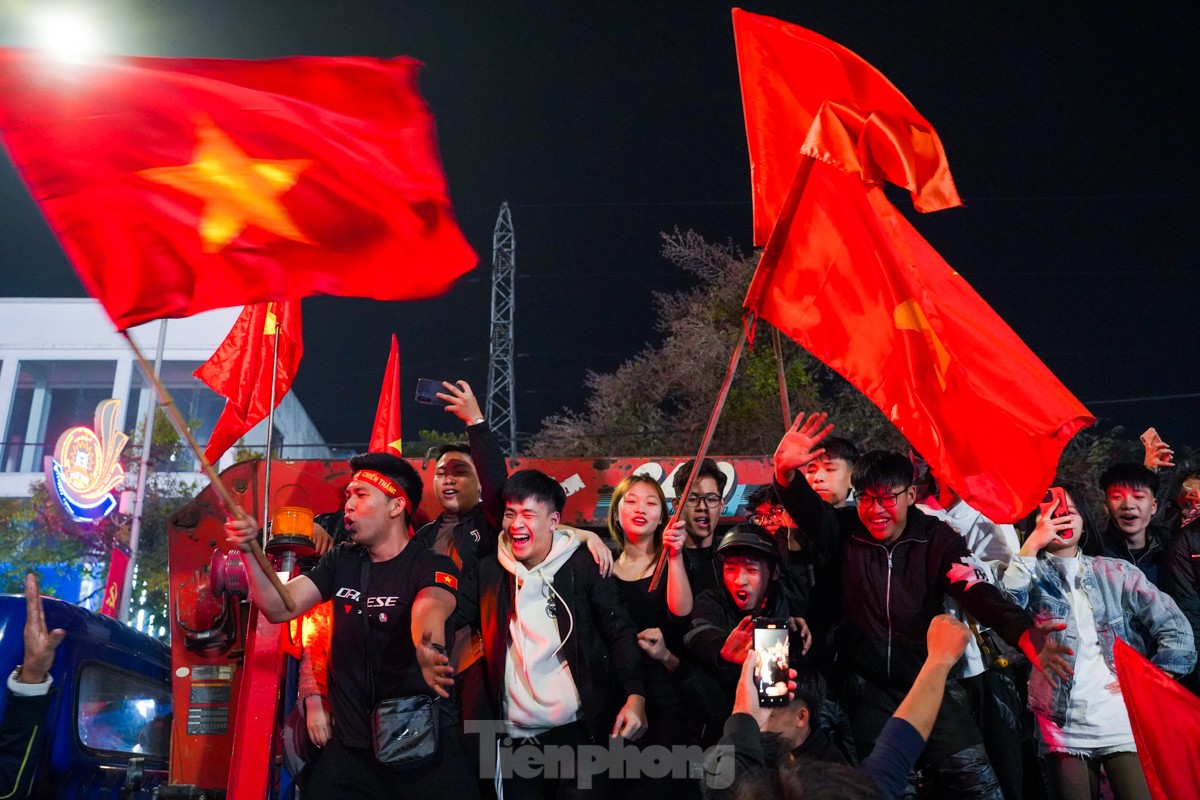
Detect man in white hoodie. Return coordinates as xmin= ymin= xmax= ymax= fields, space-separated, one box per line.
xmin=458 ymin=469 xmax=647 ymax=799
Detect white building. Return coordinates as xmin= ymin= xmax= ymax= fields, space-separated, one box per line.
xmin=0 ymin=298 xmax=329 ymax=499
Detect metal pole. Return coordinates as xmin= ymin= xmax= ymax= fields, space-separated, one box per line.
xmin=119 ymin=320 xmax=167 ymax=624
xmin=120 ymin=331 xmax=295 ymax=612
xmin=260 ymin=311 xmax=281 ymax=550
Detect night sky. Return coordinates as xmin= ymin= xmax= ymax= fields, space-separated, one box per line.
xmin=1 ymin=2 xmax=1196 ymax=452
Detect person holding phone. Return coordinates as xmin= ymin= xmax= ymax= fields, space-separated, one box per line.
xmin=1005 ymin=481 xmax=1195 ymax=800
xmin=684 ymin=524 xmax=812 ymax=741
xmin=704 ymin=615 xmax=974 ymax=800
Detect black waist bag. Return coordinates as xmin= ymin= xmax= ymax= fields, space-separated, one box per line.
xmin=371 ymin=695 xmax=439 ymax=769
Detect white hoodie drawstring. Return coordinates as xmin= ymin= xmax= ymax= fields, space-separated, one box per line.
xmin=547 ymin=577 xmax=574 ymax=658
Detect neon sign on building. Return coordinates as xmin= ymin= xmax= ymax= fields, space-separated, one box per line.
xmin=43 ymin=399 xmax=129 ymax=523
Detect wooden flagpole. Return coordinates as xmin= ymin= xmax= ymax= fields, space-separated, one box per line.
xmin=648 ymin=325 xmax=748 ymax=591
xmin=772 ymin=326 xmax=790 ymax=432
xmin=649 ymin=156 xmax=818 ymax=591
xmin=121 ymin=330 xmax=296 ymax=612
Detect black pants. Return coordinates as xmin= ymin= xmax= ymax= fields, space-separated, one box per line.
xmin=307 ymin=724 xmax=480 ymax=800
xmin=961 ymin=670 xmax=1027 ymax=800
xmin=501 ymin=720 xmax=605 ymax=800
xmin=846 ymin=675 xmax=1003 ymax=800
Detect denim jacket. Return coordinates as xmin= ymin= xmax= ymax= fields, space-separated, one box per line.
xmin=1002 ymin=552 xmax=1196 ymax=727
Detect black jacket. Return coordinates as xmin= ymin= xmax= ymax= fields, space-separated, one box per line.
xmin=778 ymin=476 xmax=1032 ymax=689
xmin=1165 ymin=521 xmax=1200 ymax=644
xmin=1086 ymin=521 xmax=1174 ymax=594
xmin=0 ymin=690 xmax=51 ymax=798
xmin=411 ymin=421 xmax=507 ymax=572
xmin=456 ymin=548 xmax=646 ymax=742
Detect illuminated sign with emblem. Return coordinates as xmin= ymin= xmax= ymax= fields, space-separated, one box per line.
xmin=42 ymin=399 xmax=129 ymax=523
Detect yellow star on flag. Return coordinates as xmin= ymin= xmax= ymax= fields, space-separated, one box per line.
xmin=139 ymin=120 xmax=314 ymax=253
xmin=893 ymin=299 xmax=951 ymax=391
xmin=387 ymin=438 xmax=404 ymax=454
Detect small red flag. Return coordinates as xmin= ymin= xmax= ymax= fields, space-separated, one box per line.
xmin=434 ymin=572 xmax=458 ymax=591
xmin=736 ymin=13 xmax=1092 ymax=522
xmin=195 ymin=301 xmax=302 ymax=464
xmin=0 ymin=51 xmax=477 ymax=331
xmin=732 ymin=9 xmax=961 ymax=245
xmin=99 ymin=546 xmax=130 ymax=619
xmin=1113 ymin=637 xmax=1200 ymax=799
xmin=369 ymin=335 xmax=403 ymax=455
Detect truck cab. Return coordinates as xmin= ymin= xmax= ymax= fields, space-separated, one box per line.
xmin=0 ymin=594 xmax=171 ymax=799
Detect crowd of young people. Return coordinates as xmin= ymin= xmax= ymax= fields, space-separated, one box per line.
xmin=227 ymin=382 xmax=1197 ymax=800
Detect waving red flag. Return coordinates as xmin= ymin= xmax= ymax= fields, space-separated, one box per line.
xmin=1114 ymin=638 xmax=1200 ymax=799
xmin=369 ymin=335 xmax=403 ymax=455
xmin=733 ymin=8 xmax=961 ymax=245
xmin=0 ymin=51 xmax=476 ymax=331
xmin=736 ymin=12 xmax=1092 ymax=521
xmin=195 ymin=301 xmax=302 ymax=464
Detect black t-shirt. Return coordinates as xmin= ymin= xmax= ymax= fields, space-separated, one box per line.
xmin=305 ymin=542 xmax=459 ymax=748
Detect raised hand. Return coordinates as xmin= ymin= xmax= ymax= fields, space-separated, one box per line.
xmin=925 ymin=614 xmax=971 ymax=669
xmin=1141 ymin=429 xmax=1174 ymax=472
xmin=22 ymin=573 xmax=66 ymax=684
xmin=1020 ymin=498 xmax=1080 ymax=557
xmin=436 ymin=380 xmax=484 ymax=426
xmin=773 ymin=412 xmax=834 ymax=486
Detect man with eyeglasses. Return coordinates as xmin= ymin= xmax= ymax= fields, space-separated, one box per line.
xmin=772 ymin=413 xmax=1072 ymax=800
xmin=672 ymin=458 xmax=729 ymax=597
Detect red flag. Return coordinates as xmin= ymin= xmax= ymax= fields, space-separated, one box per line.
xmin=0 ymin=51 xmax=477 ymax=331
xmin=369 ymin=335 xmax=403 ymax=455
xmin=1114 ymin=637 xmax=1200 ymax=799
xmin=195 ymin=301 xmax=302 ymax=464
xmin=99 ymin=546 xmax=130 ymax=619
xmin=732 ymin=9 xmax=961 ymax=245
xmin=736 ymin=14 xmax=1092 ymax=522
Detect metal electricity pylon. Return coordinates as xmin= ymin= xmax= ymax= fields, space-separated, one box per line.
xmin=486 ymin=202 xmax=517 ymax=454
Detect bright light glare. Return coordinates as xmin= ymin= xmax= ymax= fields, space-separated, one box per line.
xmin=31 ymin=7 xmax=105 ymax=63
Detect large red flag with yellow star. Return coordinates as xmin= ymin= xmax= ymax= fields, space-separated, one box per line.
xmin=735 ymin=11 xmax=1092 ymax=521
xmin=0 ymin=50 xmax=477 ymax=330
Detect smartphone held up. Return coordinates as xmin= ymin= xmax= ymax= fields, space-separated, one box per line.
xmin=1040 ymin=486 xmax=1073 ymax=539
xmin=414 ymin=378 xmax=445 ymax=405
xmin=753 ymin=618 xmax=790 ymax=707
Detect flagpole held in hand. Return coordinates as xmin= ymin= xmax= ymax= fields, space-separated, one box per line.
xmin=121 ymin=331 xmax=296 ymax=613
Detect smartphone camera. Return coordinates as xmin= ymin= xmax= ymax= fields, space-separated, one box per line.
xmin=414 ymin=378 xmax=444 ymax=406
xmin=753 ymin=618 xmax=790 ymax=707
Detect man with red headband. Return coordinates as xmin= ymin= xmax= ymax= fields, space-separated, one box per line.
xmin=225 ymin=452 xmax=479 ymax=799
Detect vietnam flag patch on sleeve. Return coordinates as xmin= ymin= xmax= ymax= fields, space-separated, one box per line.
xmin=435 ymin=572 xmax=458 ymax=591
